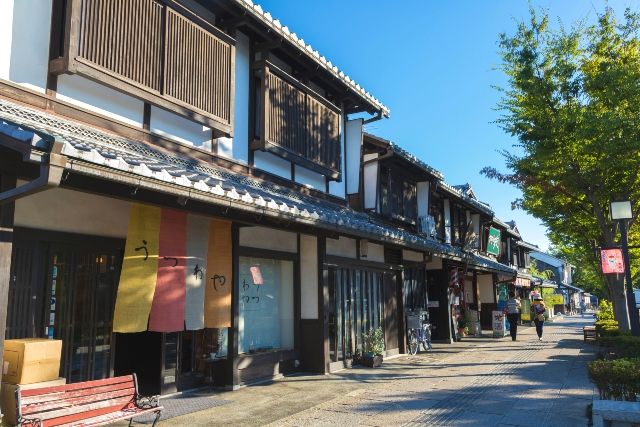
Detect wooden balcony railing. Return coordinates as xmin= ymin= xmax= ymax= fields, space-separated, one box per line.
xmin=51 ymin=0 xmax=234 ymax=136
xmin=254 ymin=62 xmax=341 ymax=179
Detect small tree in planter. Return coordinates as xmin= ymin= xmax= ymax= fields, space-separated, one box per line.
xmin=362 ymin=327 xmax=385 ymax=367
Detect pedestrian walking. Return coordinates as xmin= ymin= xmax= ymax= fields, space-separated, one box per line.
xmin=580 ymin=300 xmax=586 ymax=317
xmin=533 ymin=298 xmax=546 ymax=340
xmin=505 ymin=291 xmax=521 ymax=341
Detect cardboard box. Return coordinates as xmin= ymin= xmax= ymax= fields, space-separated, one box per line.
xmin=2 ymin=339 xmax=62 ymax=385
xmin=1 ymin=378 xmax=66 ymax=425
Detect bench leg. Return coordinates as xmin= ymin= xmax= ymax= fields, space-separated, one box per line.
xmin=151 ymin=410 xmax=161 ymax=427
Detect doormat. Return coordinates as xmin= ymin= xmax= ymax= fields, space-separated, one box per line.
xmin=132 ymin=391 xmax=231 ymax=424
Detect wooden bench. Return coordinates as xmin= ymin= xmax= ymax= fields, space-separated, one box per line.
xmin=583 ymin=325 xmax=597 ymax=341
xmin=16 ymin=374 xmax=162 ymax=427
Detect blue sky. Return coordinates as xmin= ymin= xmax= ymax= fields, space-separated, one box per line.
xmin=257 ymin=0 xmax=636 ymax=251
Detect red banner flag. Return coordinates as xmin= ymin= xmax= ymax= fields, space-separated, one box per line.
xmin=601 ymin=248 xmax=624 ymax=274
xmin=149 ymin=209 xmax=187 ymax=332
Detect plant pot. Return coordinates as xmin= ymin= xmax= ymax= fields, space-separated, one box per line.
xmin=458 ymin=328 xmax=466 ymax=337
xmin=343 ymin=358 xmax=353 ymax=369
xmin=362 ymin=354 xmax=383 ymax=368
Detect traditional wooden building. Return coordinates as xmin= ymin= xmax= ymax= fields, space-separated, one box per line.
xmin=0 ymin=0 xmax=518 ymax=398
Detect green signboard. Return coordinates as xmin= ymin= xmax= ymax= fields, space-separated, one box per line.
xmin=487 ymin=227 xmax=501 ymax=256
xmin=544 ymin=294 xmax=564 ymax=306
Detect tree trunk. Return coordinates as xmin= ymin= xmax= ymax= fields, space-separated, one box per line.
xmin=607 ymin=275 xmax=630 ymax=330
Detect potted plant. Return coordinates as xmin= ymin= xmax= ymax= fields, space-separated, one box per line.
xmin=457 ymin=318 xmax=469 ymax=337
xmin=344 ymin=350 xmax=353 ymax=368
xmin=362 ymin=327 xmax=385 ymax=367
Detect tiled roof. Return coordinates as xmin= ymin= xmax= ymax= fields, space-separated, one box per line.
xmin=0 ymin=98 xmax=514 ymax=275
xmin=363 ymin=133 xmax=443 ymax=179
xmin=438 ymin=181 xmax=494 ymax=216
xmin=233 ymin=0 xmax=389 ymax=118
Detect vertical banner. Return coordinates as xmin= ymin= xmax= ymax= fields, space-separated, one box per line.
xmin=205 ymin=219 xmax=232 ymax=328
xmin=149 ymin=209 xmax=187 ymax=332
xmin=113 ymin=204 xmax=161 ymax=333
xmin=184 ymin=215 xmax=210 ymax=330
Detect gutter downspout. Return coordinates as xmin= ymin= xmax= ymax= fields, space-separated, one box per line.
xmin=0 ymin=138 xmax=66 ymax=206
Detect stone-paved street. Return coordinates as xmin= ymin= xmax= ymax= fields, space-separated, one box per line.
xmin=149 ymin=315 xmax=595 ymax=426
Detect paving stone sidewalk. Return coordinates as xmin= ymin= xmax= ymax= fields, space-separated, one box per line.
xmin=153 ymin=315 xmax=596 ymax=426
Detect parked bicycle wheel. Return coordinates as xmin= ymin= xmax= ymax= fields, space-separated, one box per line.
xmin=408 ymin=331 xmax=419 ymax=355
xmin=422 ymin=325 xmax=433 ymax=351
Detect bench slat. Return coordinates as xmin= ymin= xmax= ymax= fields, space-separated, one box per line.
xmin=22 ymin=396 xmax=133 ymax=423
xmin=20 ymin=376 xmax=133 ymax=398
xmin=20 ymin=382 xmax=135 ymax=406
xmin=62 ymin=406 xmax=163 ymax=427
xmin=33 ymin=402 xmax=135 ymax=427
xmin=21 ymin=388 xmax=135 ymax=416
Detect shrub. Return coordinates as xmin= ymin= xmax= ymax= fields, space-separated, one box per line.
xmin=588 ymin=358 xmax=640 ymax=401
xmin=596 ymin=300 xmax=615 ymax=321
xmin=363 ymin=327 xmax=385 ymax=356
xmin=598 ymin=335 xmax=640 ymax=359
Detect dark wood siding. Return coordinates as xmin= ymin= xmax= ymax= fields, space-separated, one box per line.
xmin=54 ymin=0 xmax=234 ymax=135
xmin=165 ymin=9 xmax=232 ymax=123
xmin=257 ymin=64 xmax=341 ymax=179
xmin=78 ymin=0 xmax=164 ymax=92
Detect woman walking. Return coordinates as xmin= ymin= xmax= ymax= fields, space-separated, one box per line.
xmin=505 ymin=291 xmax=521 ymax=341
xmin=533 ymin=298 xmax=547 ymax=340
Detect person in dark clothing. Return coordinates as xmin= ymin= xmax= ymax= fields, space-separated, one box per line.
xmin=505 ymin=291 xmax=521 ymax=341
xmin=533 ymin=299 xmax=547 ymax=340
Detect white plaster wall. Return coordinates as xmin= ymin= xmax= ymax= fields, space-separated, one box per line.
xmin=0 ymin=1 xmax=15 ymax=81
xmin=150 ymin=106 xmax=212 ymax=149
xmin=478 ymin=274 xmax=495 ymax=305
xmin=362 ymin=242 xmax=384 ymax=263
xmin=295 ymin=165 xmax=325 ymax=190
xmin=426 ymin=255 xmax=443 ymax=270
xmin=345 ymin=119 xmax=363 ymax=195
xmin=215 ymin=30 xmax=250 ymax=162
xmin=417 ymin=181 xmax=430 ymax=217
xmin=57 ymin=75 xmax=145 ymax=127
xmin=328 ymin=115 xmax=346 ymax=198
xmin=279 ymin=260 xmax=294 ymax=349
xmin=253 ymin=151 xmax=291 ymax=180
xmin=14 ymin=187 xmax=130 ymax=238
xmin=239 ymin=226 xmax=297 ymax=253
xmin=2 ymin=0 xmax=52 ymax=93
xmin=443 ymin=199 xmax=451 ymax=244
xmin=326 ymin=236 xmax=357 ymax=258
xmin=300 ymin=234 xmax=318 ymax=319
xmin=403 ymin=249 xmax=424 ymax=263
xmin=363 ymin=154 xmax=378 ymax=210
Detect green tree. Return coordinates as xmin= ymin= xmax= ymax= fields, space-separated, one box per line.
xmin=528 ymin=259 xmax=555 ymax=280
xmin=482 ymin=7 xmax=640 ymax=329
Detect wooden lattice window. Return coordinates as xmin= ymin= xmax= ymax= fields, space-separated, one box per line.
xmin=52 ymin=0 xmax=234 ymax=135
xmin=254 ymin=62 xmax=342 ymax=179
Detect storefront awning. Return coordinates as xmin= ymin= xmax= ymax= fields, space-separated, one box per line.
xmin=0 ymin=98 xmax=516 ymax=275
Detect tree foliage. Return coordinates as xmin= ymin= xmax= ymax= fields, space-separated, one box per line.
xmin=482 ymin=7 xmax=640 ymax=326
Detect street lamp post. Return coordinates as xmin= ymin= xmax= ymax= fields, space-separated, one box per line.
xmin=611 ymin=200 xmax=640 ymax=336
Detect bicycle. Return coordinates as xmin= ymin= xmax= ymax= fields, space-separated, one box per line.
xmin=406 ymin=313 xmax=433 ymax=355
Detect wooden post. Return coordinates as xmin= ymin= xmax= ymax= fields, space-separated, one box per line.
xmin=0 ymin=173 xmax=17 ymax=402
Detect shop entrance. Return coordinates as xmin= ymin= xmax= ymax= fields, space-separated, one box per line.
xmin=7 ymin=229 xmax=124 ymax=384
xmin=328 ymin=267 xmax=385 ymax=362
xmin=48 ymin=246 xmax=122 ymax=383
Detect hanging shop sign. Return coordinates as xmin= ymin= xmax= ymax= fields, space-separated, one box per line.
xmin=205 ymin=219 xmax=233 ymax=328
xmin=113 ymin=204 xmax=161 ymax=333
xmin=487 ymin=227 xmax=501 ymax=256
xmin=600 ymin=248 xmax=624 ymax=274
xmin=113 ymin=203 xmax=233 ymax=333
xmin=148 ymin=209 xmax=187 ymax=332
